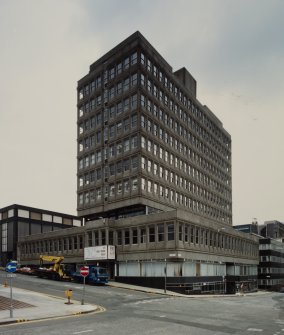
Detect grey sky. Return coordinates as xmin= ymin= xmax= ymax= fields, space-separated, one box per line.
xmin=0 ymin=0 xmax=283 ymax=225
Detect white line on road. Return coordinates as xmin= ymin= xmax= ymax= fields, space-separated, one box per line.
xmin=247 ymin=329 xmax=263 ymax=332
xmin=73 ymin=330 xmax=93 ymax=334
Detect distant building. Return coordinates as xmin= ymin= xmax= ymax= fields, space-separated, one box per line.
xmin=258 ymin=238 xmax=284 ymax=291
xmin=234 ymin=220 xmax=284 ymax=291
xmin=0 ymin=204 xmax=82 ymax=266
xmin=234 ymin=223 xmax=258 ymax=235
xmin=262 ymin=220 xmax=284 ymax=239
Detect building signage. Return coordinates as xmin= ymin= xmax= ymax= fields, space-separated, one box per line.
xmin=84 ymin=245 xmax=115 ymax=261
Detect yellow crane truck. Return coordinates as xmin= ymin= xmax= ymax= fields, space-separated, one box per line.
xmin=36 ymin=255 xmax=72 ymax=281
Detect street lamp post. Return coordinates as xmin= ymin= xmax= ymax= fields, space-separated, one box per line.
xmin=266 ymin=275 xmax=270 ymax=291
xmin=164 ymin=259 xmax=167 ymax=293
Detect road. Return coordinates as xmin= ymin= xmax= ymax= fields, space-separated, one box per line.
xmin=0 ymin=274 xmax=284 ymax=335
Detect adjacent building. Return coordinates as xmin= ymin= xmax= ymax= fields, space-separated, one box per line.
xmin=0 ymin=204 xmax=82 ymax=266
xmin=258 ymin=238 xmax=284 ymax=291
xmin=234 ymin=221 xmax=284 ymax=291
xmin=260 ymin=220 xmax=284 ymax=239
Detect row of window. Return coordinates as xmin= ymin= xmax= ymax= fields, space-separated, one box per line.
xmin=78 ymin=178 xmax=138 ymax=206
xmin=107 ymin=73 xmax=137 ymax=102
xmin=260 ymin=255 xmax=284 ymax=263
xmin=79 ymin=51 xmax=230 ymax=153
xmin=1 ymin=223 xmax=7 ymax=252
xmin=140 ymin=52 xmax=230 ymax=148
xmin=141 ymin=157 xmax=230 ymax=209
xmin=140 ymin=177 xmax=230 ymax=222
xmin=104 ymin=52 xmax=138 ymax=82
xmin=259 ymin=267 xmax=284 ymax=274
xmin=140 ymin=76 xmax=229 ymax=156
xmin=21 ymin=221 xmax=257 ymax=259
xmin=78 ymin=52 xmax=138 ymax=100
xmin=78 ymin=76 xmax=102 ymax=100
xmin=23 ymin=235 xmax=84 ymax=254
xmin=79 ymin=135 xmax=138 ymax=166
xmin=78 ymin=135 xmax=138 ymax=170
xmin=79 ymin=129 xmax=230 ymax=199
xmin=141 ymin=94 xmax=230 ymax=168
xmin=78 ymin=174 xmax=230 ymax=222
xmin=78 ymin=156 xmax=139 ymax=187
xmin=141 ymin=134 xmax=230 ymax=193
xmin=78 ymin=112 xmax=138 ymax=152
xmin=79 ymin=91 xmax=138 ymax=121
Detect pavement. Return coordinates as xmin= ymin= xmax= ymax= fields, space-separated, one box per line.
xmin=0 ymin=284 xmax=98 ymax=325
xmin=107 ymin=281 xmax=268 ymax=298
xmin=0 ymin=279 xmax=269 ymax=326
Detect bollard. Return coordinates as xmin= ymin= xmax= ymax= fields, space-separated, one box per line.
xmin=64 ymin=289 xmax=73 ymax=304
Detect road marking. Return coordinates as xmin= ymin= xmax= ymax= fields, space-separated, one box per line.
xmin=131 ymin=297 xmax=173 ymax=305
xmin=73 ymin=330 xmax=93 ymax=334
xmin=247 ymin=328 xmax=263 ymax=332
xmin=159 ymin=315 xmax=166 ymax=318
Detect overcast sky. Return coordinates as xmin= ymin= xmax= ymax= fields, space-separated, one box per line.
xmin=0 ymin=0 xmax=283 ymax=226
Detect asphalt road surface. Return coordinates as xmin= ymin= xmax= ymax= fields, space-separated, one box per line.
xmin=0 ymin=274 xmax=283 ymax=335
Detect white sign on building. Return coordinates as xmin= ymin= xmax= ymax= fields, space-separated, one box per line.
xmin=84 ymin=245 xmax=115 ymax=261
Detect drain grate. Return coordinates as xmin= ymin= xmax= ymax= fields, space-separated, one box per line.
xmin=0 ymin=296 xmax=35 ymax=310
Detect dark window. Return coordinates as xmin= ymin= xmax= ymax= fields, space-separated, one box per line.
xmin=124 ymin=230 xmax=130 ymax=245
xmin=167 ymin=223 xmax=175 ymax=241
xmin=158 ymin=224 xmax=164 ymax=242
xmin=179 ymin=224 xmax=183 ymax=241
xmin=94 ymin=231 xmax=99 ymax=246
xmin=109 ymin=231 xmax=114 ymax=245
xmin=140 ymin=228 xmax=146 ymax=243
xmin=79 ymin=236 xmax=83 ymax=249
xmin=100 ymin=230 xmax=105 ymax=245
xmin=132 ymin=229 xmax=138 ymax=244
xmin=117 ymin=231 xmax=122 ymax=245
xmin=149 ymin=226 xmax=155 ymax=243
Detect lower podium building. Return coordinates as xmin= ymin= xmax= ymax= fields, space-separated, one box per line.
xmin=18 ymin=209 xmax=258 ymax=294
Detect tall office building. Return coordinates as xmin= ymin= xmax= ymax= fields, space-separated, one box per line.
xmin=18 ymin=32 xmax=258 ymax=294
xmin=73 ymin=32 xmax=258 ymax=293
xmin=77 ymin=31 xmax=232 ymax=225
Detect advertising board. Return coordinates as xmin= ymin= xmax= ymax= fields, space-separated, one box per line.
xmin=84 ymin=245 xmax=115 ymax=260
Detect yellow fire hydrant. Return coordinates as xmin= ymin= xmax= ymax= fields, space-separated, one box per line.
xmin=64 ymin=289 xmax=73 ymax=304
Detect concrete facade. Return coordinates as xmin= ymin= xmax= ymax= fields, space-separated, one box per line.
xmin=76 ymin=31 xmax=232 ymax=226
xmin=18 ymin=209 xmax=259 ymax=293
